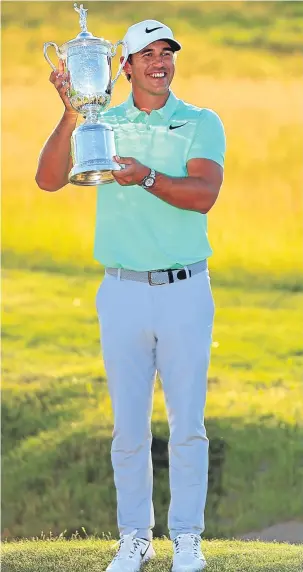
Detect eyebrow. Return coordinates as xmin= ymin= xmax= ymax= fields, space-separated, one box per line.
xmin=140 ymin=47 xmax=174 ymax=55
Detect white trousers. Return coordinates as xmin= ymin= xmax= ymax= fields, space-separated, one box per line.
xmin=96 ymin=266 xmax=214 ymax=541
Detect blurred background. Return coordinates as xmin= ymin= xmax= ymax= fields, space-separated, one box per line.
xmin=2 ymin=1 xmax=303 ymax=542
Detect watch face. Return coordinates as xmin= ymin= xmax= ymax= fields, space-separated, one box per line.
xmin=145 ymin=177 xmax=154 ymax=187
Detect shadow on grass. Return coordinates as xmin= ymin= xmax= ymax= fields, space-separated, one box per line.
xmin=2 ymin=412 xmax=302 ymax=541
xmin=151 ymin=417 xmax=303 ymax=539
xmin=1 ymin=375 xmax=107 ymax=456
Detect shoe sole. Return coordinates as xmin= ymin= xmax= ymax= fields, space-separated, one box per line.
xmin=105 ymin=548 xmax=156 ymax=572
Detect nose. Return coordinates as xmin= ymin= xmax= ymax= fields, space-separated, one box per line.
xmin=151 ymin=54 xmax=167 ymax=65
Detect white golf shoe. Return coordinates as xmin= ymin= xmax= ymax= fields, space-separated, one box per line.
xmin=172 ymin=533 xmax=207 ymax=572
xmin=106 ymin=529 xmax=156 ymax=572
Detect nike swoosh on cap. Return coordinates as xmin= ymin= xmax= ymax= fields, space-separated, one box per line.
xmin=169 ymin=123 xmax=188 ymax=130
xmin=145 ymin=26 xmax=163 ymax=33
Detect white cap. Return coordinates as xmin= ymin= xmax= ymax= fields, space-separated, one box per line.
xmin=122 ymin=20 xmax=181 ymax=57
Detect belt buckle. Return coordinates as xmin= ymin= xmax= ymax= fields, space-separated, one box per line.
xmin=148 ymin=270 xmax=166 ymax=286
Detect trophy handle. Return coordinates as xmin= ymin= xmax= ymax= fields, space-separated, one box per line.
xmin=43 ymin=42 xmax=62 ymax=72
xmin=110 ymin=40 xmax=129 ymax=88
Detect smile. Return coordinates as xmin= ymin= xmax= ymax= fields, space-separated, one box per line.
xmin=149 ymin=72 xmax=166 ymax=78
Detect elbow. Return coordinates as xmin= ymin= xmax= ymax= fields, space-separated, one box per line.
xmin=200 ymin=203 xmax=215 ymax=214
xmin=197 ymin=204 xmax=213 ymax=215
xmin=199 ymin=191 xmax=220 ymax=214
xmin=196 ymin=200 xmax=212 ymax=214
xmin=35 ymin=176 xmax=62 ymax=192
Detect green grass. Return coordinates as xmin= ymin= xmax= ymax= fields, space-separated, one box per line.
xmin=2 ymin=1 xmax=303 ymax=58
xmin=2 ymin=269 xmax=303 ymax=540
xmin=2 ymin=538 xmax=303 ymax=572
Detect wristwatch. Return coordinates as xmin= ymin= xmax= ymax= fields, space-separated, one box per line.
xmin=141 ymin=169 xmax=156 ymax=190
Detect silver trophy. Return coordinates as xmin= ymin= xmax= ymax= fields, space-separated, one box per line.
xmin=44 ymin=3 xmax=128 ymax=185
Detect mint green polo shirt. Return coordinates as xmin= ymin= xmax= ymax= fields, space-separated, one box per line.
xmin=94 ymin=91 xmax=226 ymax=271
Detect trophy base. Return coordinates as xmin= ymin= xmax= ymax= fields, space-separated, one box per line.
xmin=69 ymin=120 xmax=121 ymax=186
xmin=69 ymin=169 xmax=115 ymax=186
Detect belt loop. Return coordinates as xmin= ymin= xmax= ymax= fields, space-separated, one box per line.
xmin=184 ymin=265 xmax=190 ymax=279
xmin=117 ymin=268 xmax=121 ymax=281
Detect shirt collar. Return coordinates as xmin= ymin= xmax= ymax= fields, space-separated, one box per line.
xmin=124 ymin=91 xmax=179 ymax=123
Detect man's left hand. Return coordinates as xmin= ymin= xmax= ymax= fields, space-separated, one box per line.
xmin=112 ymin=156 xmax=150 ymax=186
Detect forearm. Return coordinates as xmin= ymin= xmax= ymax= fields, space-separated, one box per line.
xmin=146 ymin=171 xmax=217 ymax=214
xmin=35 ymin=110 xmax=78 ymax=192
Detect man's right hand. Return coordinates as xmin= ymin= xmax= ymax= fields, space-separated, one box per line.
xmin=49 ymin=58 xmax=77 ymax=115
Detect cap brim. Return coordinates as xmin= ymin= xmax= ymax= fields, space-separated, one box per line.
xmin=164 ymin=38 xmax=181 ymax=52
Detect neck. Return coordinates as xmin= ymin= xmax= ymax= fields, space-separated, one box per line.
xmin=131 ymin=87 xmax=170 ymax=114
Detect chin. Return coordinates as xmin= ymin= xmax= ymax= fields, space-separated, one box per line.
xmin=151 ymin=84 xmax=170 ymax=95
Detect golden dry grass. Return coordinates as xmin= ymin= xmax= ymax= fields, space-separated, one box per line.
xmin=3 ymin=74 xmax=302 ymax=282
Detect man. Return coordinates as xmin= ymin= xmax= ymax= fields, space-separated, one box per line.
xmin=36 ymin=18 xmax=226 ymax=572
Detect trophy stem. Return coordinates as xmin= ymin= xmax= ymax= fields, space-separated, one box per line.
xmin=83 ymin=105 xmax=100 ymax=123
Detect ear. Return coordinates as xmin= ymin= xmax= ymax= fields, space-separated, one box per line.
xmin=121 ymin=56 xmax=132 ymax=76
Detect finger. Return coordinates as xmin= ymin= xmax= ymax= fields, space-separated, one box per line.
xmin=58 ymin=59 xmax=65 ymax=74
xmin=50 ymin=69 xmax=62 ymax=86
xmin=49 ymin=69 xmax=59 ymax=84
xmin=112 ymin=171 xmax=120 ymax=181
xmin=112 ymin=174 xmax=129 ymax=185
xmin=114 ymin=155 xmax=133 ymax=165
xmin=112 ymin=173 xmax=131 ymax=186
xmin=115 ymin=164 xmax=134 ymax=177
xmin=60 ymin=81 xmax=70 ymax=98
xmin=59 ymin=73 xmax=70 ymax=88
xmin=54 ymin=73 xmax=70 ymax=91
xmin=112 ymin=171 xmax=127 ymax=184
xmin=54 ymin=79 xmax=66 ymax=92
xmin=112 ymin=171 xmax=126 ymax=181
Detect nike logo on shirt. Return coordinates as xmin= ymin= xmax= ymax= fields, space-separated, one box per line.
xmin=145 ymin=26 xmax=163 ymax=33
xmin=169 ymin=123 xmax=188 ymax=130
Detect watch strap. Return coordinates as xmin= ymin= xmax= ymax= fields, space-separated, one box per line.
xmin=141 ymin=168 xmax=156 ymax=189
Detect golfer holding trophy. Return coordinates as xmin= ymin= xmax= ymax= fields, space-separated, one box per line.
xmin=37 ymin=4 xmax=226 ymax=571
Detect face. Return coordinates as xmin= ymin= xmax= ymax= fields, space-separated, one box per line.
xmin=124 ymin=40 xmax=176 ymax=96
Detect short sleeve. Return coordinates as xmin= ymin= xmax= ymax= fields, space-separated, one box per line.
xmin=187 ymin=109 xmax=226 ymax=168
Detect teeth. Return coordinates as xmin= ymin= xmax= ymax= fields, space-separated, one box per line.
xmin=151 ymin=73 xmax=165 ymax=78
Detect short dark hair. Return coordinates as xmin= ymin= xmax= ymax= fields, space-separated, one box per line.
xmin=125 ymin=54 xmax=132 ymax=83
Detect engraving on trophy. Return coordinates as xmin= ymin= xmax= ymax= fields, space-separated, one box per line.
xmin=79 ymin=159 xmax=115 ymax=167
xmin=68 ymin=47 xmax=103 ymax=58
